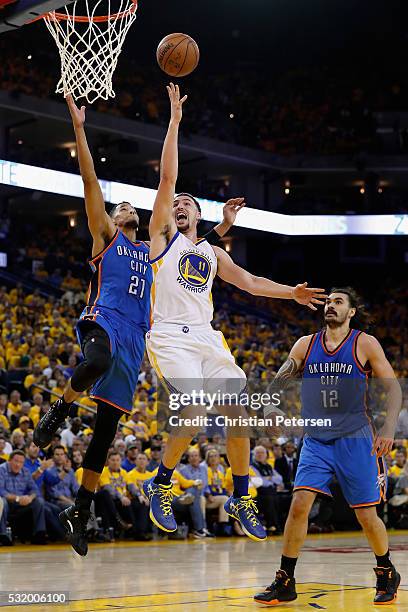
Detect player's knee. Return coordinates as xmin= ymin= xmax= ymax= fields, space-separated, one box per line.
xmin=355 ymin=507 xmax=378 ymax=530
xmin=86 ymin=349 xmax=112 ymax=379
xmin=289 ymin=491 xmax=313 ymax=521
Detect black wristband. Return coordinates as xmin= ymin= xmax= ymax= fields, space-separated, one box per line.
xmin=202 ymin=227 xmax=222 ymax=244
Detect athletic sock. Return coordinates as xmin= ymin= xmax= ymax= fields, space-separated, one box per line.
xmin=75 ymin=485 xmax=95 ymax=510
xmin=280 ymin=555 xmax=298 ymax=578
xmin=375 ymin=551 xmax=392 ymax=568
xmin=232 ymin=474 xmax=249 ymax=498
xmin=154 ymin=462 xmax=175 ymax=486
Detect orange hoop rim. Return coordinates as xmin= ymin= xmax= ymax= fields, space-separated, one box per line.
xmin=43 ymin=0 xmax=137 ymax=22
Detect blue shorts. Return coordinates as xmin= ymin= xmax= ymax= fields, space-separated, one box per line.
xmin=76 ymin=309 xmax=146 ymax=414
xmin=294 ymin=425 xmax=387 ymax=508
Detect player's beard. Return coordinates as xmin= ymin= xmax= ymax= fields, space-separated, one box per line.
xmin=325 ymin=312 xmax=348 ymax=329
xmin=123 ymin=218 xmax=139 ymax=231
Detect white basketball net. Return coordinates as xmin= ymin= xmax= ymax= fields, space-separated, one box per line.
xmin=43 ymin=0 xmax=138 ymax=104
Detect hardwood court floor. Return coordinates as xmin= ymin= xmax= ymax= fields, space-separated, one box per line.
xmin=0 ymin=532 xmax=407 ymax=611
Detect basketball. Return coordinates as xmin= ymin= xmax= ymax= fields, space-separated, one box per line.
xmin=156 ymin=33 xmax=199 ymax=77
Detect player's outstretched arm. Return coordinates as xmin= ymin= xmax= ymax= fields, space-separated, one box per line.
xmin=149 ymin=83 xmax=187 ymax=245
xmin=203 ymin=198 xmax=245 ymax=242
xmin=214 ymin=246 xmax=326 ymax=310
xmin=66 ymin=95 xmax=114 ymax=245
xmin=359 ymin=334 xmax=402 ymax=456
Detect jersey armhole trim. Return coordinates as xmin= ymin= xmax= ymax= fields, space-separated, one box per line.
xmin=149 ymin=231 xmax=179 ymax=264
xmin=300 ymin=334 xmax=317 ymax=372
xmin=353 ymin=330 xmax=372 ymax=373
xmin=89 ymin=229 xmax=119 ymax=264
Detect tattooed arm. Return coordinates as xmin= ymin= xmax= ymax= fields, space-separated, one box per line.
xmin=264 ymin=335 xmax=313 ymax=419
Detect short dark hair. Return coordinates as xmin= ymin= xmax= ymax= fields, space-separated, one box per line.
xmin=109 ymin=201 xmax=134 ymax=218
xmin=175 ymin=193 xmax=201 ymax=213
xmin=330 ymin=286 xmax=371 ymax=329
xmin=108 ymin=450 xmax=121 ymax=459
xmin=9 ymin=450 xmax=25 ymax=460
xmin=53 ymin=445 xmax=66 ymax=455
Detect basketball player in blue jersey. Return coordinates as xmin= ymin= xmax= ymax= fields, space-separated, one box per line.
xmin=255 ymin=287 xmax=402 ymax=606
xmin=142 ymin=83 xmax=327 ymax=542
xmin=33 ymin=94 xmax=238 ymax=555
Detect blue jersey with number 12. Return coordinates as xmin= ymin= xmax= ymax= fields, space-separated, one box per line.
xmin=301 ymin=328 xmax=371 ymax=439
xmin=84 ymin=229 xmax=152 ymax=332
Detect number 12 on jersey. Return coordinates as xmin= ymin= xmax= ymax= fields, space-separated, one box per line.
xmin=321 ymin=389 xmax=339 ymax=408
xmin=128 ymin=275 xmax=145 ymax=298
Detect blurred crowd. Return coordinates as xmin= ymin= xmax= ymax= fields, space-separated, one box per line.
xmin=0 ymin=35 xmax=407 ymax=158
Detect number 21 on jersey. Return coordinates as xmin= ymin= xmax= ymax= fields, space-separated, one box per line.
xmin=128 ymin=275 xmax=145 ymax=298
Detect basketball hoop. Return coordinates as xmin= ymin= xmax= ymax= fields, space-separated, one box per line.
xmin=42 ymin=0 xmax=138 ymax=104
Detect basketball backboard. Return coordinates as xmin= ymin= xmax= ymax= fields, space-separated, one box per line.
xmin=0 ymin=0 xmax=74 ymax=32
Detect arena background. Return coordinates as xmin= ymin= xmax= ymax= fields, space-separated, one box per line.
xmin=0 ymin=0 xmax=407 ymax=610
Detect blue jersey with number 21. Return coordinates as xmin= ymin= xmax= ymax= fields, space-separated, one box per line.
xmin=84 ymin=229 xmax=151 ymax=332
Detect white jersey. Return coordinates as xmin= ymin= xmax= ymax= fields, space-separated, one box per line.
xmin=150 ymin=231 xmax=217 ymax=326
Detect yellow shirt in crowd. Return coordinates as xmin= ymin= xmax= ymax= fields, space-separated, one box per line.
xmin=99 ymin=466 xmax=129 ymax=497
xmin=127 ymin=468 xmax=156 ymax=492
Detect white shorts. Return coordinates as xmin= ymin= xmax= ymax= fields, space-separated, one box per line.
xmin=146 ymin=323 xmax=246 ymax=397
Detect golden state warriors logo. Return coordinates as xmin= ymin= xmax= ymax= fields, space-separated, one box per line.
xmin=177 ymin=251 xmax=211 ymax=293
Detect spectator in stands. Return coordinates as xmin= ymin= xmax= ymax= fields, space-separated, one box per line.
xmin=10 ymin=430 xmax=25 ymax=451
xmin=29 ymin=394 xmax=44 ymax=428
xmin=99 ymin=451 xmax=139 ymax=536
xmin=113 ymin=439 xmax=127 ymax=458
xmin=24 ymin=442 xmax=66 ymax=540
xmin=147 ymin=445 xmax=162 ymax=472
xmin=44 ymin=445 xmax=79 ymax=510
xmin=24 ymin=362 xmax=47 ymax=397
xmin=0 ymin=437 xmax=10 ymax=463
xmin=13 ymin=416 xmax=33 ymax=441
xmin=71 ymin=449 xmax=84 ymax=471
xmin=24 ymin=441 xmax=53 ymax=481
xmin=0 ymin=398 xmax=10 ymax=433
xmin=274 ymin=440 xmax=298 ymax=490
xmin=388 ymin=448 xmax=407 ymax=479
xmin=396 ymin=403 xmax=408 ymax=439
xmin=388 ymin=464 xmax=408 ymax=529
xmin=60 ymin=418 xmax=82 ymax=450
xmin=178 ymin=448 xmax=212 ymax=538
xmin=122 ymin=409 xmax=149 ymax=443
xmin=7 ymin=391 xmax=22 ymax=418
xmin=121 ymin=444 xmax=139 ymax=472
xmin=125 ymin=453 xmax=153 ymax=540
xmin=170 ymin=468 xmax=207 ymax=538
xmin=272 ymin=443 xmax=283 ymax=462
xmin=251 ymin=445 xmax=284 ymax=534
xmin=0 ymin=450 xmax=47 ymax=544
xmin=204 ymin=449 xmax=229 ymax=536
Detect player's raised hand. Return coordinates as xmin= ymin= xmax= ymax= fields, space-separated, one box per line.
xmin=66 ymin=94 xmax=86 ymax=129
xmin=223 ymin=198 xmax=246 ymax=225
xmin=292 ymin=282 xmax=327 ymax=311
xmin=167 ymin=82 xmax=187 ymax=124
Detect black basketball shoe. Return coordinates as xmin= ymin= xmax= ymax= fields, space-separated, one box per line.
xmin=254 ymin=570 xmax=297 ymax=605
xmin=59 ymin=505 xmax=90 ymax=556
xmin=373 ymin=566 xmax=400 ymax=604
xmin=33 ymin=398 xmax=70 ymax=448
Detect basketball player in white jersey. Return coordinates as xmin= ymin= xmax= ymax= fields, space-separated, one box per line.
xmin=143 ymin=83 xmax=326 ymax=541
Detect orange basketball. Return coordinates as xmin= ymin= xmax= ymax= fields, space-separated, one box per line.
xmin=156 ymin=33 xmax=199 ymax=77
